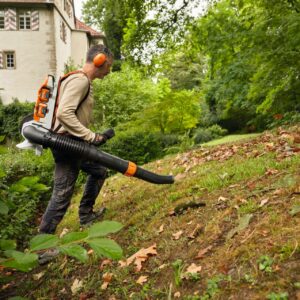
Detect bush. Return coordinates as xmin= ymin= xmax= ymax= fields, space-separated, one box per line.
xmin=102 ymin=130 xmax=166 ymax=165
xmin=0 ymin=147 xmax=54 ymax=242
xmin=0 ymin=99 xmax=34 ymax=141
xmin=193 ymin=125 xmax=228 ymax=144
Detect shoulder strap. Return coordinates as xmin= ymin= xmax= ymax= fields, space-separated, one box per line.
xmin=52 ymin=70 xmax=90 ymax=133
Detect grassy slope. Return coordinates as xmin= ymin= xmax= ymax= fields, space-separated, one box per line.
xmin=9 ymin=126 xmax=300 ymax=299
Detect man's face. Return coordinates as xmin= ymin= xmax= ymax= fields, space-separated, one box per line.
xmin=95 ymin=57 xmax=113 ymax=79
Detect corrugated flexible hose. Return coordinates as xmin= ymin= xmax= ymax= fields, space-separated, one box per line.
xmin=23 ymin=124 xmax=174 ymax=184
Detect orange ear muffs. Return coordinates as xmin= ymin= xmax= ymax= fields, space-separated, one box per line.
xmin=93 ymin=53 xmax=107 ymax=67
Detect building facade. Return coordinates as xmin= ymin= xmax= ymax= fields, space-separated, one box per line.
xmin=0 ymin=0 xmax=105 ymax=104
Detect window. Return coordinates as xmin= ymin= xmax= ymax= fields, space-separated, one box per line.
xmin=19 ymin=11 xmax=31 ymax=30
xmin=0 ymin=10 xmax=4 ymax=29
xmin=60 ymin=20 xmax=67 ymax=43
xmin=4 ymin=52 xmax=15 ymax=69
xmin=64 ymin=0 xmax=72 ymax=18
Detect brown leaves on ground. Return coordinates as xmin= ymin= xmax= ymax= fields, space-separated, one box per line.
xmin=171 ymin=126 xmax=300 ymax=175
xmin=99 ymin=259 xmax=112 ymax=271
xmin=182 ymin=263 xmax=202 ymax=279
xmin=188 ymin=224 xmax=204 ymax=239
xmin=185 ymin=263 xmax=202 ymax=275
xmin=172 ymin=230 xmax=183 ymax=240
xmin=157 ymin=224 xmax=164 ymax=234
xmin=195 ymin=245 xmax=213 ymax=259
xmin=119 ymin=244 xmax=157 ymax=272
xmin=101 ymin=272 xmax=113 ymax=290
xmin=71 ymin=278 xmax=83 ymax=295
xmin=136 ymin=275 xmax=148 ymax=285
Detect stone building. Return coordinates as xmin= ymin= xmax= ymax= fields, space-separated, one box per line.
xmin=0 ymin=0 xmax=105 ymax=104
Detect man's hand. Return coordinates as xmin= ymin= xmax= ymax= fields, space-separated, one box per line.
xmin=92 ymin=128 xmax=115 ymax=146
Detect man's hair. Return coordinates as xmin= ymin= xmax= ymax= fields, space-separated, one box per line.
xmin=86 ymin=44 xmax=113 ymax=63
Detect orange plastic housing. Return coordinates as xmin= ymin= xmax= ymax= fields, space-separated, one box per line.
xmin=34 ymin=77 xmax=50 ymax=121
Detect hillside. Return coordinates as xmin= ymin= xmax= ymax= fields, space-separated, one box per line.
xmin=3 ymin=126 xmax=300 ymax=300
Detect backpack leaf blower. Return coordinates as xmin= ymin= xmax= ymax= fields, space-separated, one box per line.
xmin=17 ymin=74 xmax=174 ymax=185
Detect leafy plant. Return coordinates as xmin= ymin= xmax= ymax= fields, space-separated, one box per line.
xmin=257 ymin=255 xmax=273 ymax=273
xmin=172 ymin=259 xmax=185 ymax=287
xmin=266 ymin=292 xmax=289 ymax=300
xmin=0 ymin=220 xmax=123 ymax=272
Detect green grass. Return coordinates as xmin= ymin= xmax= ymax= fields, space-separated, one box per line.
xmin=203 ymin=133 xmax=261 ymax=146
xmin=6 ymin=126 xmax=300 ymax=300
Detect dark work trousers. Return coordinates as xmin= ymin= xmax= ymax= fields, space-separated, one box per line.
xmin=39 ymin=148 xmax=107 ymax=234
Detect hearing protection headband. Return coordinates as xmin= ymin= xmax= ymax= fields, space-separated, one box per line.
xmin=93 ymin=47 xmax=110 ymax=68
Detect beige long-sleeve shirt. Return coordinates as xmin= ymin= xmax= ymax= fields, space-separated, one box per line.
xmin=54 ymin=72 xmax=96 ymax=142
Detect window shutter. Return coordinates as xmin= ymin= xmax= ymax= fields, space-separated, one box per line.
xmin=0 ymin=52 xmax=3 ymax=69
xmin=31 ymin=10 xmax=39 ymax=31
xmin=4 ymin=9 xmax=17 ymax=30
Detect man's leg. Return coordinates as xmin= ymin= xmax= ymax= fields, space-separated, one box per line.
xmin=79 ymin=161 xmax=107 ymax=224
xmin=39 ymin=158 xmax=80 ymax=234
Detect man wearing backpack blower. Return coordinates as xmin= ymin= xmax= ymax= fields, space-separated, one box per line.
xmin=39 ymin=45 xmax=114 ymax=252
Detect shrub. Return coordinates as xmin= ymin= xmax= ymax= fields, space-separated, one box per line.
xmin=102 ymin=130 xmax=165 ymax=165
xmin=0 ymin=99 xmax=34 ymax=141
xmin=193 ymin=125 xmax=228 ymax=144
xmin=0 ymin=147 xmax=53 ymax=242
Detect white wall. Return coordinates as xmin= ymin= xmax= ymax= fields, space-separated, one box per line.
xmin=53 ymin=7 xmax=72 ymax=76
xmin=0 ymin=8 xmax=56 ymax=104
xmin=71 ymin=30 xmax=89 ymax=67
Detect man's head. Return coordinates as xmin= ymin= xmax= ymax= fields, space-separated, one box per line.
xmin=85 ymin=44 xmax=113 ymax=80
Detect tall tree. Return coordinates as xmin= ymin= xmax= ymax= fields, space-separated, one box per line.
xmin=83 ymin=0 xmax=204 ymax=63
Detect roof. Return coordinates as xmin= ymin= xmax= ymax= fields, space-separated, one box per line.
xmin=0 ymin=0 xmax=54 ymax=3
xmin=75 ymin=18 xmax=104 ymax=38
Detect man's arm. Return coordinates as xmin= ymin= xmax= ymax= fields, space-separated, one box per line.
xmin=56 ymin=76 xmax=96 ymax=142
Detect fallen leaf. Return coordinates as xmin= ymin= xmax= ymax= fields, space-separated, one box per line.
xmin=188 ymin=224 xmax=203 ymax=239
xmin=33 ymin=271 xmax=45 ymax=280
xmin=265 ymin=168 xmax=279 ymax=176
xmin=71 ymin=278 xmax=83 ymax=295
xmin=174 ymin=291 xmax=181 ymax=298
xmin=119 ymin=244 xmax=157 ymax=272
xmin=136 ymin=275 xmax=148 ymax=285
xmin=175 ymin=173 xmax=186 ymax=181
xmin=101 ymin=272 xmax=113 ymax=290
xmin=218 ymin=196 xmax=227 ymax=202
xmin=158 ymin=224 xmax=164 ymax=234
xmin=259 ymin=198 xmax=269 ymax=207
xmin=227 ymin=214 xmax=253 ymax=239
xmin=290 ymin=204 xmax=300 ymax=216
xmin=59 ymin=228 xmax=69 ymax=238
xmin=187 ymin=221 xmax=193 ymax=225
xmin=172 ymin=230 xmax=183 ymax=240
xmin=79 ymin=293 xmax=88 ymax=300
xmin=158 ymin=263 xmax=168 ymax=270
xmin=195 ymin=245 xmax=213 ymax=259
xmin=182 ymin=263 xmax=202 ymax=279
xmin=99 ymin=259 xmax=112 ymax=271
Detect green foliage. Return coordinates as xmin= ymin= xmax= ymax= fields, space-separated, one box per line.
xmin=132 ymin=78 xmax=201 ymax=134
xmin=172 ymin=259 xmax=184 ymax=287
xmin=257 ymin=255 xmax=273 ymax=273
xmin=0 ymin=99 xmax=34 ymax=141
xmin=0 ymin=220 xmax=123 ymax=272
xmin=64 ymin=57 xmax=82 ymax=73
xmin=194 ymin=125 xmax=228 ymax=144
xmin=88 ymin=221 xmax=123 ymax=238
xmin=0 ymin=148 xmax=53 ymax=241
xmin=200 ymin=274 xmax=231 ymax=300
xmin=190 ymin=0 xmax=300 ymax=130
xmin=92 ymin=65 xmax=156 ymax=129
xmin=102 ymin=130 xmax=167 ymax=165
xmin=266 ymin=292 xmax=289 ymax=300
xmin=0 ymin=173 xmax=49 ymax=241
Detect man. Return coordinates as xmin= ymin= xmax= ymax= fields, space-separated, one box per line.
xmin=39 ymin=44 xmax=114 ymax=235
